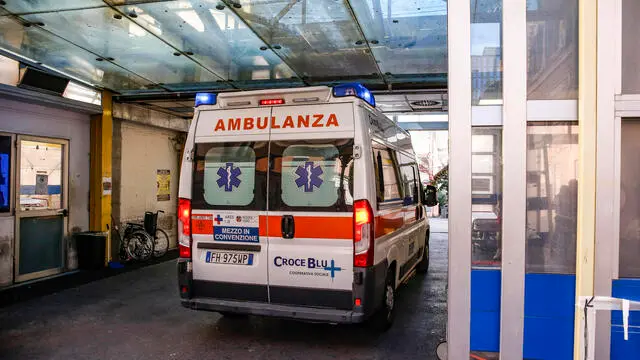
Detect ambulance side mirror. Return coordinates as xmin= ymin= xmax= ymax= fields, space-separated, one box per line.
xmin=423 ymin=185 xmax=438 ymax=207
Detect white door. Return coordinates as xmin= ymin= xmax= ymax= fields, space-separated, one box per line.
xmin=266 ymin=104 xmax=356 ymax=309
xmin=189 ymin=108 xmax=271 ymax=302
xmin=15 ymin=136 xmax=69 ymax=282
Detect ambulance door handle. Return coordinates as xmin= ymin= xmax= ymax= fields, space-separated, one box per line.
xmin=281 ymin=215 xmax=295 ymax=239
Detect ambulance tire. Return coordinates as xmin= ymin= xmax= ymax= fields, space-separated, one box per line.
xmin=417 ymin=232 xmax=430 ymax=274
xmin=370 ymin=269 xmax=396 ymax=332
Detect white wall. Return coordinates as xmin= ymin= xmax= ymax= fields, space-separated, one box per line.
xmin=116 ymin=121 xmax=180 ymax=248
xmin=0 ymin=96 xmax=91 ymax=285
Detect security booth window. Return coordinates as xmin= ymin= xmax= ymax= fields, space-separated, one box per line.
xmin=525 ymin=122 xmax=578 ymax=274
xmin=192 ymin=142 xmax=268 ymax=211
xmin=471 ymin=127 xmax=503 ymax=268
xmin=620 ymin=119 xmax=640 ymax=277
xmin=269 ymin=139 xmax=354 ymax=212
xmin=0 ymin=135 xmax=10 ymax=213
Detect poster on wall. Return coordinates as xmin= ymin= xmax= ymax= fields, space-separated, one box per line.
xmin=157 ymin=169 xmax=170 ymax=201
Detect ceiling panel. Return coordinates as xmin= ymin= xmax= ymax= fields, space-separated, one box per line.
xmin=19 ymin=6 xmax=229 ymax=90
xmin=0 ymin=0 xmax=449 ymax=93
xmin=115 ymin=0 xmax=297 ymax=87
xmin=1 ymin=0 xmax=107 ymax=14
xmin=350 ymin=0 xmax=448 ymax=80
xmin=232 ymin=0 xmax=384 ymax=83
xmin=0 ymin=16 xmax=154 ymax=90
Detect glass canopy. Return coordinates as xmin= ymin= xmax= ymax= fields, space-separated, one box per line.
xmin=0 ymin=0 xmax=449 ymax=94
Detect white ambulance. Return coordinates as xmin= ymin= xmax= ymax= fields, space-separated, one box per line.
xmin=177 ymin=84 xmax=438 ymax=330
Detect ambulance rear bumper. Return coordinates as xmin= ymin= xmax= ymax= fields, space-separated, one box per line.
xmin=181 ymin=297 xmax=366 ymax=324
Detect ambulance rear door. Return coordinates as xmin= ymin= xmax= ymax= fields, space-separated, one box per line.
xmin=266 ymin=103 xmax=356 ymax=310
xmin=189 ymin=107 xmax=271 ymax=302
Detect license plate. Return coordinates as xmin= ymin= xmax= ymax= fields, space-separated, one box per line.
xmin=204 ymin=251 xmax=254 ymax=265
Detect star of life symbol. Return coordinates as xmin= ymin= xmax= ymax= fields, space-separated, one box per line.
xmin=217 ymin=162 xmax=241 ymax=192
xmin=295 ymin=161 xmax=323 ymax=193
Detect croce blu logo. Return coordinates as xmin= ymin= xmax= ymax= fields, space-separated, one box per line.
xmin=274 ymin=256 xmax=342 ymax=278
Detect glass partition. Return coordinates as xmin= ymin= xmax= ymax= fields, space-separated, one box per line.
xmin=471 ymin=127 xmax=503 ymax=268
xmin=526 ymin=0 xmax=578 ymax=100
xmin=525 ymin=122 xmax=578 ymax=274
xmin=621 ymin=0 xmax=640 ymax=94
xmin=619 ymin=119 xmax=640 ymax=277
xmin=471 ymin=0 xmax=503 ymax=105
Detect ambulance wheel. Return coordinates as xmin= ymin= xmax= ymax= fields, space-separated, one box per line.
xmin=370 ymin=269 xmax=396 ymax=332
xmin=417 ymin=232 xmax=430 ymax=274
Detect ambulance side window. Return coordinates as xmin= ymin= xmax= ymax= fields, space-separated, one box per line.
xmin=372 ymin=142 xmax=402 ymax=204
xmin=191 ymin=142 xmax=268 ymax=211
xmin=399 ymin=152 xmax=419 ymax=205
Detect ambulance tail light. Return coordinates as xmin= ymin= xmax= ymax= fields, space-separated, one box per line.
xmin=332 ymin=83 xmax=375 ymax=107
xmin=178 ymin=198 xmax=192 ymax=258
xmin=259 ymin=98 xmax=285 ymax=106
xmin=353 ymin=199 xmax=375 ymax=267
xmin=194 ymin=93 xmax=217 ymax=107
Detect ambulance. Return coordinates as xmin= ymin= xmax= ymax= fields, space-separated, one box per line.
xmin=177 ymin=84 xmax=438 ymax=330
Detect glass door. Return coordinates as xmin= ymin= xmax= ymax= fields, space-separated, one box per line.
xmin=14 ymin=136 xmax=68 ymax=282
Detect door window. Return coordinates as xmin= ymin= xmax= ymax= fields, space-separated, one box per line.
xmin=19 ymin=140 xmax=63 ymax=211
xmin=269 ymin=139 xmax=354 ymax=212
xmin=192 ymin=142 xmax=268 ymax=210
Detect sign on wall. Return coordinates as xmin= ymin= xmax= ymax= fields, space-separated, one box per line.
xmin=157 ymin=169 xmax=170 ymax=201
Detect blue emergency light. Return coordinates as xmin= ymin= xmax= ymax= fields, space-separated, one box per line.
xmin=332 ymin=83 xmax=375 ymax=107
xmin=194 ymin=92 xmax=217 ymax=107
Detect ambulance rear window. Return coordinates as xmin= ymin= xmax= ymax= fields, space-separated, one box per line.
xmin=269 ymin=139 xmax=354 ymax=212
xmin=191 ymin=142 xmax=268 ymax=211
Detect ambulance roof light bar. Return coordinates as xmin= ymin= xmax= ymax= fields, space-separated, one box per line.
xmin=194 ymin=92 xmax=217 ymax=107
xmin=332 ymin=83 xmax=375 ymax=107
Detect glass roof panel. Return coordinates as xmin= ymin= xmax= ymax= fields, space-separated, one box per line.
xmin=20 ymin=6 xmax=226 ymax=90
xmin=233 ymin=0 xmax=383 ymax=83
xmin=115 ymin=0 xmax=296 ymax=85
xmin=0 ymin=16 xmax=154 ymax=91
xmin=0 ymin=0 xmax=106 ymax=14
xmin=350 ymin=0 xmax=447 ymax=81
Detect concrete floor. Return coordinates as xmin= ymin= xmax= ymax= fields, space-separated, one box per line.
xmin=0 ymin=222 xmax=448 ymax=360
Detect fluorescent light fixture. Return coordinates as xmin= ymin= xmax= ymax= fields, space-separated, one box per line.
xmin=63 ymin=81 xmax=101 ymax=105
